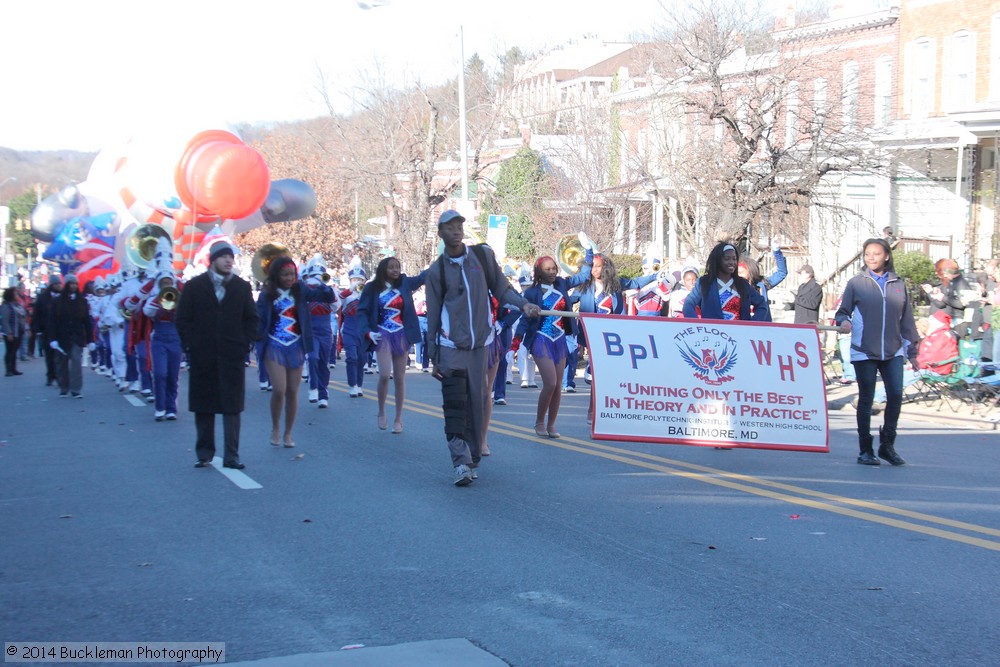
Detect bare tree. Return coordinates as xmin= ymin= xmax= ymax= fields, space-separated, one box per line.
xmin=625 ymin=0 xmax=890 ymax=259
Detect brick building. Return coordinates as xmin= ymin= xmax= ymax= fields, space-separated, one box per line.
xmin=883 ymin=0 xmax=1000 ymax=265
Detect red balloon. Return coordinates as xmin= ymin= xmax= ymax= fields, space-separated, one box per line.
xmin=175 ymin=130 xmax=270 ymax=220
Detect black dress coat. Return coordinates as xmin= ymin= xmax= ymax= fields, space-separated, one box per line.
xmin=47 ymin=293 xmax=93 ymax=349
xmin=175 ymin=271 xmax=259 ymax=414
xmin=793 ymin=278 xmax=824 ymax=324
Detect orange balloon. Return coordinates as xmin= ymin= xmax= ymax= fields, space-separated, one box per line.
xmin=175 ymin=130 xmax=270 ymax=220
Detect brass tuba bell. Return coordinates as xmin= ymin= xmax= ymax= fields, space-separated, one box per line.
xmin=251 ymin=242 xmax=292 ymax=282
xmin=555 ymin=233 xmax=598 ymax=275
xmin=159 ymin=285 xmax=180 ymax=311
xmin=125 ymin=224 xmax=172 ymax=270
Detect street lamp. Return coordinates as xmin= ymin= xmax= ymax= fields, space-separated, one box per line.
xmin=458 ymin=25 xmax=470 ymax=211
xmin=0 ymin=176 xmax=18 ymax=285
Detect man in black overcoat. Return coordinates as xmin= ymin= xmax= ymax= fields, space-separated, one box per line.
xmin=176 ymin=241 xmax=259 ymax=469
xmin=793 ymin=264 xmax=824 ymax=324
xmin=33 ymin=274 xmax=63 ymax=385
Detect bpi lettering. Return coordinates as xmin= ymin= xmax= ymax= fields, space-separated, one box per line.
xmin=603 ymin=333 xmax=659 ymax=369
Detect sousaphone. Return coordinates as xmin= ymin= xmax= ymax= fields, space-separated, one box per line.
xmin=555 ymin=233 xmax=598 ymax=275
xmin=251 ymin=242 xmax=293 ymax=282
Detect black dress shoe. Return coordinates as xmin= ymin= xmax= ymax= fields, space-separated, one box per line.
xmin=13 ymin=370 xmax=23 ymax=375
xmin=857 ymin=451 xmax=881 ymax=465
xmin=223 ymin=461 xmax=245 ymax=470
xmin=878 ymin=446 xmax=906 ymax=466
xmin=194 ymin=460 xmax=211 ymax=468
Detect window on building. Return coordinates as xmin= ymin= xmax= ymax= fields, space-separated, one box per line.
xmin=813 ymin=77 xmax=827 ymax=137
xmin=911 ymin=38 xmax=935 ymax=118
xmin=949 ymin=31 xmax=975 ymax=109
xmin=842 ymin=61 xmax=859 ymax=128
xmin=784 ymin=82 xmax=799 ymax=147
xmin=874 ymin=56 xmax=892 ymax=128
xmin=983 ymin=147 xmax=997 ymax=171
xmin=992 ymin=14 xmax=1000 ymax=100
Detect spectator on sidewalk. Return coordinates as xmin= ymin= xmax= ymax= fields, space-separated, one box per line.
xmin=793 ymin=264 xmax=823 ymax=324
xmin=1 ymin=287 xmax=27 ymax=376
xmin=922 ymin=259 xmax=972 ymax=335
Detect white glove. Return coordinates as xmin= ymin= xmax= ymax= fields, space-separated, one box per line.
xmin=88 ymin=342 xmax=96 ymax=352
xmin=577 ymin=231 xmax=593 ymax=251
xmin=368 ymin=332 xmax=382 ymax=346
xmin=771 ymin=239 xmax=781 ymax=253
xmin=50 ymin=341 xmax=65 ymax=354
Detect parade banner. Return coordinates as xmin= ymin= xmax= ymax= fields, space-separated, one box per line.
xmin=579 ymin=314 xmax=829 ymax=452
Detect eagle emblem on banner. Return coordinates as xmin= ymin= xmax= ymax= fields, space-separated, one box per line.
xmin=677 ymin=336 xmax=738 ymax=386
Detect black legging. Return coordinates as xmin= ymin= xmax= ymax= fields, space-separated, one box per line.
xmin=4 ymin=335 xmax=21 ymax=374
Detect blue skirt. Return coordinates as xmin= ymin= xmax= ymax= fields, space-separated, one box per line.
xmin=265 ymin=341 xmax=306 ymax=369
xmin=530 ymin=335 xmax=568 ymax=366
xmin=378 ymin=328 xmax=410 ymax=358
xmin=486 ymin=334 xmax=503 ymax=370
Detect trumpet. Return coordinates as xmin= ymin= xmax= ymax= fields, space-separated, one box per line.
xmin=321 ymin=272 xmax=331 ymax=283
xmin=251 ymin=242 xmax=292 ymax=282
xmin=555 ymin=233 xmax=599 ymax=275
xmin=159 ymin=285 xmax=180 ymax=311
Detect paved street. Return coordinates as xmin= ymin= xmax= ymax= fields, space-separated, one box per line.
xmin=1 ymin=358 xmax=999 ymax=666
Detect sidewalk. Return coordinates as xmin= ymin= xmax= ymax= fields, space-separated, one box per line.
xmin=824 ymin=378 xmax=999 ymax=431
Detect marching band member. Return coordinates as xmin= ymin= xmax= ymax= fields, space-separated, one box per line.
xmin=122 ymin=270 xmax=157 ymax=402
xmin=302 ymin=254 xmax=339 ymax=409
xmin=571 ymin=246 xmax=649 ymax=422
xmin=338 ymin=263 xmax=367 ymax=397
xmin=101 ymin=273 xmax=130 ymax=390
xmin=256 ymin=255 xmax=336 ymax=448
xmin=738 ymin=240 xmax=787 ymax=318
xmin=682 ymin=242 xmax=769 ymax=321
xmin=357 ymin=256 xmax=426 ymax=433
xmin=512 ymin=238 xmax=593 ymax=438
xmin=633 ymin=269 xmax=673 ymax=317
xmin=143 ymin=240 xmax=183 ymax=421
xmin=90 ymin=277 xmax=111 ymax=375
xmin=668 ymin=266 xmax=700 ymax=317
xmin=117 ymin=264 xmax=144 ymax=393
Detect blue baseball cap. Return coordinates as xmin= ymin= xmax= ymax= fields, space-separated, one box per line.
xmin=438 ymin=209 xmax=465 ymax=225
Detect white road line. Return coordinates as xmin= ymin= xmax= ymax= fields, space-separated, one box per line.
xmin=124 ymin=394 xmax=145 ymax=407
xmin=210 ymin=457 xmax=263 ymax=490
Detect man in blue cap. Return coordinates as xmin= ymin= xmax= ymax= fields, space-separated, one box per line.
xmin=426 ymin=209 xmax=541 ymax=486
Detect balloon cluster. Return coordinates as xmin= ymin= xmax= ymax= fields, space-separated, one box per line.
xmin=31 ymin=125 xmax=317 ymax=285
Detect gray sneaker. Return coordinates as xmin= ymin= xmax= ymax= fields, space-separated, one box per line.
xmin=453 ymin=464 xmax=473 ymax=486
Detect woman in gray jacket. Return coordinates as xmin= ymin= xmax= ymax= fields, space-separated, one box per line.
xmin=1 ymin=287 xmax=27 ymax=376
xmin=835 ymin=238 xmax=920 ymax=466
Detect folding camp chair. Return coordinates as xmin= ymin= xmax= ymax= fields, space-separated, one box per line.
xmin=965 ymin=361 xmax=1000 ymax=415
xmin=913 ymin=340 xmax=981 ymax=412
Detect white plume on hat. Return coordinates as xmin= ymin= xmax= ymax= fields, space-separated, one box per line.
xmin=303 ymin=253 xmax=327 ymax=280
xmin=153 ymin=237 xmax=175 ymax=284
xmin=347 ymin=255 xmax=365 ymax=281
xmin=94 ymin=276 xmax=107 ymax=290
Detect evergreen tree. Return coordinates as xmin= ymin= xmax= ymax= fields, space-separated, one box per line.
xmin=480 ymin=147 xmax=548 ymax=260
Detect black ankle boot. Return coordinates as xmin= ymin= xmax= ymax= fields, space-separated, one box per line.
xmin=877 ymin=426 xmax=906 ymax=466
xmin=857 ymin=433 xmax=880 ymax=465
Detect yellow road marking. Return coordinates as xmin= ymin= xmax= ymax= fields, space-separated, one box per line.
xmin=329 ymin=382 xmax=1000 ymax=551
